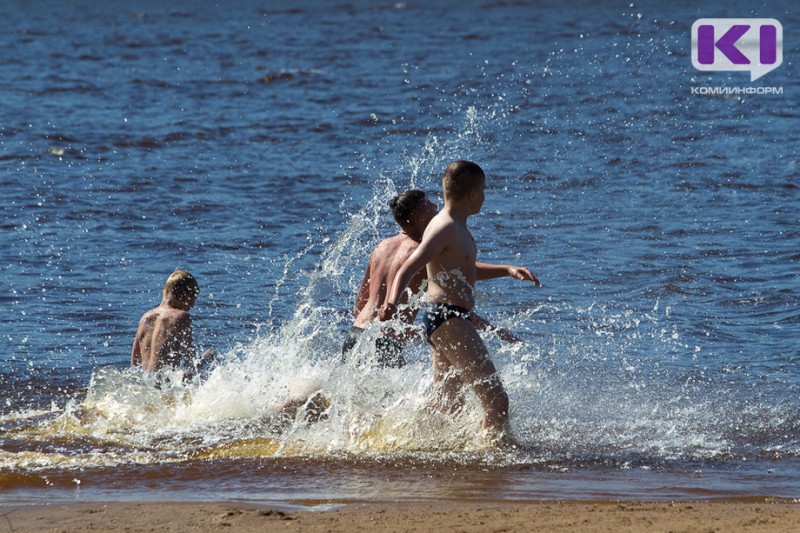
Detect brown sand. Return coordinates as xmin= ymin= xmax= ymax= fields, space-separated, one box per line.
xmin=2 ymin=501 xmax=799 ymax=533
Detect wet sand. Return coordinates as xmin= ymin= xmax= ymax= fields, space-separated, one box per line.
xmin=2 ymin=501 xmax=799 ymax=532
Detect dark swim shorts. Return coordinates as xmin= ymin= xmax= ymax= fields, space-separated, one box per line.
xmin=422 ymin=302 xmax=473 ymax=343
xmin=341 ymin=326 xmax=405 ymax=368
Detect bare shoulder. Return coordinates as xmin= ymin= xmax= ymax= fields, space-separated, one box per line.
xmin=372 ymin=235 xmax=413 ymax=268
xmin=138 ymin=307 xmax=159 ymax=326
xmin=423 ymin=211 xmax=457 ymax=240
xmin=149 ymin=306 xmax=192 ymax=329
xmin=171 ymin=309 xmax=192 ymax=326
xmin=375 ymin=234 xmax=408 ymax=255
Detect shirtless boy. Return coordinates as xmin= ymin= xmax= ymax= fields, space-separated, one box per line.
xmin=380 ymin=161 xmax=539 ymax=441
xmin=131 ymin=269 xmax=213 ymax=380
xmin=343 ymin=189 xmax=437 ymax=367
xmin=345 ymin=189 xmax=521 ymax=368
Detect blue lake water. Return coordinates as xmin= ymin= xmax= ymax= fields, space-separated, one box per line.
xmin=1 ymin=0 xmax=798 ymax=504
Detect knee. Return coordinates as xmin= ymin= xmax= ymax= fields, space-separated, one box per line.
xmin=474 ymin=374 xmax=508 ymax=412
xmin=487 ymin=380 xmax=509 ymax=413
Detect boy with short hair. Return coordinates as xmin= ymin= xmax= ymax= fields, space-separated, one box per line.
xmin=343 ymin=189 xmax=438 ymax=368
xmin=131 ymin=269 xmax=213 ymax=379
xmin=380 ymin=161 xmax=539 ymax=442
xmin=346 ymin=189 xmax=522 ymax=368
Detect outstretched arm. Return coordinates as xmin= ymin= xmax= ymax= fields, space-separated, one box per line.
xmin=476 ymin=262 xmax=541 ymax=286
xmin=472 ymin=313 xmax=523 ymax=344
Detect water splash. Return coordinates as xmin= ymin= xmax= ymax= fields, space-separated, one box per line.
xmin=4 ymin=276 xmax=799 ymax=476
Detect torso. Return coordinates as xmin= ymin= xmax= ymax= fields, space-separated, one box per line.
xmin=134 ymin=305 xmax=191 ymax=371
xmin=354 ymin=234 xmax=425 ymax=328
xmin=425 ymin=211 xmax=477 ymax=310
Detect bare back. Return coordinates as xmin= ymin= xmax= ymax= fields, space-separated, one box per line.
xmin=131 ymin=304 xmax=194 ymax=371
xmin=424 ymin=210 xmax=478 ymax=310
xmin=354 ymin=234 xmax=425 ymax=328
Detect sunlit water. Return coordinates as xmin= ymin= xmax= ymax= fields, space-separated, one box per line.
xmin=1 ymin=0 xmax=798 ymax=504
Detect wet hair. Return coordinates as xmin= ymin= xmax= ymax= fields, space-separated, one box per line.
xmin=163 ymin=269 xmax=199 ymax=301
xmin=442 ymin=160 xmax=485 ymax=200
xmin=389 ymin=189 xmax=427 ymax=227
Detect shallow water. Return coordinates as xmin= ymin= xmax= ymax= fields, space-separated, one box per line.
xmin=1 ymin=0 xmax=799 ymax=503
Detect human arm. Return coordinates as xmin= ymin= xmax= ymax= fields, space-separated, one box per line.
xmin=184 ymin=348 xmax=216 ymax=382
xmin=131 ymin=315 xmax=148 ymax=367
xmin=381 ymin=308 xmax=423 ymax=346
xmin=476 ymin=262 xmax=541 ymax=286
xmin=472 ymin=313 xmax=523 ymax=344
xmin=131 ymin=333 xmax=142 ymax=367
xmin=353 ymin=255 xmax=373 ymax=316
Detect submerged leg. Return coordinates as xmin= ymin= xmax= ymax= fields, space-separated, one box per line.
xmin=430 ymin=317 xmax=509 ymax=437
xmin=431 ymin=350 xmax=466 ymax=414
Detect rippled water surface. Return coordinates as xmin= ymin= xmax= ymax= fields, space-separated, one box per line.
xmin=1 ymin=0 xmax=798 ymax=503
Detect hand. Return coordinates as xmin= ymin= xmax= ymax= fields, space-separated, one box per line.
xmin=200 ymin=348 xmax=216 ymax=364
xmin=378 ymin=303 xmax=397 ymax=321
xmin=193 ymin=348 xmax=216 ymax=373
xmin=495 ymin=327 xmax=523 ymax=344
xmin=508 ymin=266 xmax=541 ymax=287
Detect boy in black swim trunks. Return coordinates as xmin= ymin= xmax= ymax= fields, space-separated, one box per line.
xmin=345 ymin=190 xmax=522 ymax=368
xmin=380 ymin=161 xmax=539 ymax=443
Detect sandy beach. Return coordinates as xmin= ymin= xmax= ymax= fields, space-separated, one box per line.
xmin=2 ymin=501 xmax=799 ymax=533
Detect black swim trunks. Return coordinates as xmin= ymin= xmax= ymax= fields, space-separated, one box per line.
xmin=341 ymin=326 xmax=405 ymax=368
xmin=422 ymin=302 xmax=473 ymax=343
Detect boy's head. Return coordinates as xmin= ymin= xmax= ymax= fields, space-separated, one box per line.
xmin=442 ymin=160 xmax=485 ymax=204
xmin=389 ymin=189 xmax=436 ymax=230
xmin=163 ymin=269 xmax=199 ymax=307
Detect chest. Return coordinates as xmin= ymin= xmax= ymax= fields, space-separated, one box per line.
xmin=450 ymin=226 xmax=477 ymax=262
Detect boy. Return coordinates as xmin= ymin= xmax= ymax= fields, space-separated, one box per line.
xmin=131 ymin=269 xmax=213 ymax=380
xmin=131 ymin=270 xmax=329 ymax=422
xmin=343 ymin=189 xmax=437 ymax=367
xmin=345 ymin=189 xmax=521 ymax=367
xmin=380 ymin=161 xmax=539 ymax=442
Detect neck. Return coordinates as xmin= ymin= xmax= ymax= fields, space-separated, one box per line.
xmin=402 ymin=226 xmax=424 ymax=242
xmin=163 ymin=296 xmax=191 ymax=311
xmin=444 ymin=201 xmax=471 ymax=223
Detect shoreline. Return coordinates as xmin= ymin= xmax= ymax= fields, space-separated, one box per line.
xmin=3 ymin=500 xmax=799 ymax=532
